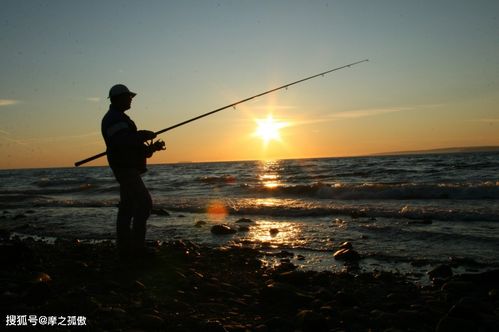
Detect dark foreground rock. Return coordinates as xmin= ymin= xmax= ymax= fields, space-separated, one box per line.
xmin=1 ymin=236 xmax=498 ymax=331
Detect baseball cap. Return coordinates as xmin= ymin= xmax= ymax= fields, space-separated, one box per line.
xmin=108 ymin=84 xmax=137 ymax=98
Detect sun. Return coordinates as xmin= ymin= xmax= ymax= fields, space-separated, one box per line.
xmin=254 ymin=114 xmax=288 ymax=145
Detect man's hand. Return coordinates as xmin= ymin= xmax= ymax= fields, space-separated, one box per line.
xmin=138 ymin=130 xmax=157 ymax=141
xmin=144 ymin=140 xmax=166 ymax=158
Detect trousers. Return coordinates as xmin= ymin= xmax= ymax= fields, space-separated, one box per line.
xmin=114 ymin=168 xmax=152 ymax=256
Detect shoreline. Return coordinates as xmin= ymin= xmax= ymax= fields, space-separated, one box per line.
xmin=1 ymin=233 xmax=498 ymax=331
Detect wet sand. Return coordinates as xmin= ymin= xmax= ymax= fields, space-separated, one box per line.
xmin=1 ymin=231 xmax=498 ymax=331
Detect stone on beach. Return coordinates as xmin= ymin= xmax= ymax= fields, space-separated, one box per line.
xmin=3 ymin=233 xmax=499 ymax=332
xmin=210 ymin=224 xmax=237 ymax=235
xmin=269 ymin=228 xmax=279 ymax=236
xmin=333 ymin=241 xmax=360 ymax=261
xmin=428 ymin=264 xmax=453 ymax=282
xmin=333 ymin=248 xmax=360 ymax=261
xmin=235 ymin=218 xmax=253 ymax=223
xmin=339 ymin=241 xmax=353 ymax=250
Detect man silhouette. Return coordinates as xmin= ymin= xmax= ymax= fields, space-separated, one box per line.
xmin=101 ymin=84 xmax=163 ymax=258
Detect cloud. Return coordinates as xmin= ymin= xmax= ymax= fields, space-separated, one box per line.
xmin=86 ymin=97 xmax=101 ymax=102
xmin=0 ymin=132 xmax=100 ymax=148
xmin=20 ymin=132 xmax=100 ymax=143
xmin=0 ymin=99 xmax=20 ymax=107
xmin=470 ymin=118 xmax=499 ymax=123
xmin=286 ymin=106 xmax=416 ymax=128
xmin=332 ymin=107 xmax=410 ymax=119
xmin=252 ymin=105 xmax=297 ymax=111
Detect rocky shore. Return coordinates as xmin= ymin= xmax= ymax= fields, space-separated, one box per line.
xmin=1 ymin=232 xmax=498 ymax=331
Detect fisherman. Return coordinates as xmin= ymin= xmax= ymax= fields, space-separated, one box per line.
xmin=101 ymin=84 xmax=164 ymax=258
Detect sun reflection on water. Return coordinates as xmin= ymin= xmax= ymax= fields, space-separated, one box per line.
xmin=258 ymin=160 xmax=283 ymax=189
xmin=240 ymin=220 xmax=306 ymax=248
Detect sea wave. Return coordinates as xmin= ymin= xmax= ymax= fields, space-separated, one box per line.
xmin=244 ymin=181 xmax=499 ymax=200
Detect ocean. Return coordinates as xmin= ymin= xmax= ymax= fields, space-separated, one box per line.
xmin=1 ymin=152 xmax=498 ymax=282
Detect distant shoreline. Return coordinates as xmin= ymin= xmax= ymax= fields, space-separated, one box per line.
xmin=370 ymin=145 xmax=499 ymax=157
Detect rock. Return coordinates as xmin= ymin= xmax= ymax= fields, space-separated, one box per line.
xmin=131 ymin=280 xmax=146 ymax=291
xmin=195 ymin=220 xmax=207 ymax=227
xmin=428 ymin=264 xmax=453 ymax=282
xmin=333 ymin=218 xmax=344 ymax=224
xmin=235 ymin=218 xmax=253 ymax=223
xmin=339 ymin=241 xmax=353 ymax=250
xmin=210 ymin=224 xmax=237 ymax=235
xmin=273 ymin=261 xmax=297 ymax=273
xmin=31 ymin=272 xmax=52 ymax=284
xmin=333 ymin=248 xmax=360 ymax=261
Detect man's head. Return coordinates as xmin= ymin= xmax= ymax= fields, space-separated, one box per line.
xmin=109 ymin=84 xmax=136 ymax=112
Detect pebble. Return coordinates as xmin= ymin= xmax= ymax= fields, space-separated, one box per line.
xmin=269 ymin=228 xmax=279 ymax=236
xmin=210 ymin=224 xmax=237 ymax=235
xmin=339 ymin=241 xmax=353 ymax=250
xmin=131 ymin=280 xmax=146 ymax=291
xmin=4 ymin=232 xmax=499 ymax=332
xmin=31 ymin=272 xmax=52 ymax=284
xmin=195 ymin=220 xmax=207 ymax=227
xmin=235 ymin=218 xmax=253 ymax=223
xmin=333 ymin=248 xmax=360 ymax=261
xmin=428 ymin=264 xmax=453 ymax=282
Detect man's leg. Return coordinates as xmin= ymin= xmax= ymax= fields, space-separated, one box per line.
xmin=130 ymin=175 xmax=152 ymax=253
xmin=116 ymin=182 xmax=133 ymax=257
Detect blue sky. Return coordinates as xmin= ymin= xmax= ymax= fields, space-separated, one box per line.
xmin=1 ymin=0 xmax=498 ymax=168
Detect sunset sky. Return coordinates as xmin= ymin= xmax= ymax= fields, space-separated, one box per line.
xmin=1 ymin=0 xmax=498 ymax=169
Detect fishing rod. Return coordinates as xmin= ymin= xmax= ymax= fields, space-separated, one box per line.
xmin=74 ymin=59 xmax=368 ymax=167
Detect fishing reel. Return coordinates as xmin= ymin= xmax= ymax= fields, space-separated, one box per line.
xmin=145 ymin=139 xmax=166 ymax=158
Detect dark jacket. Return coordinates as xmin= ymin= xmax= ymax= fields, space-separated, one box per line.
xmin=101 ymin=108 xmax=146 ymax=172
